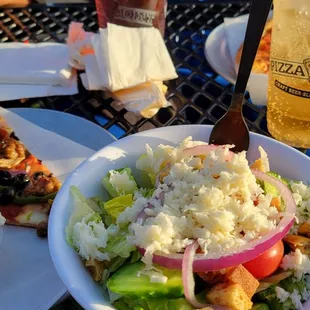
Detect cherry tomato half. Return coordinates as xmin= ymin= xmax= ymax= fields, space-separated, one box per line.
xmin=243 ymin=240 xmax=284 ymax=279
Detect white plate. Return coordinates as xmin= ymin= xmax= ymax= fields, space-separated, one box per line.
xmin=204 ymin=21 xmax=237 ymax=84
xmin=0 ymin=108 xmax=116 ymax=310
xmin=49 ymin=125 xmax=310 ymax=310
xmin=204 ymin=14 xmax=272 ymax=106
xmin=10 ymin=108 xmax=116 ymax=151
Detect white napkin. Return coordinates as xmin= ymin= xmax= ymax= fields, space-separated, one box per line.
xmin=111 ymin=81 xmax=171 ymax=118
xmin=67 ymin=22 xmax=176 ymax=118
xmin=224 ymin=14 xmax=272 ymax=106
xmin=93 ymin=24 xmax=178 ymax=92
xmin=0 ymin=107 xmax=95 ymax=310
xmin=0 ymin=42 xmax=78 ymax=101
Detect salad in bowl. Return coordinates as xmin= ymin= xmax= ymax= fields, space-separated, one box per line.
xmin=64 ymin=135 xmax=310 ymax=310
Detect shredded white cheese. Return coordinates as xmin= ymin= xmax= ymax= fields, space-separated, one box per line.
xmin=0 ymin=212 xmax=5 ymax=226
xmin=109 ymin=170 xmax=137 ymax=195
xmin=281 ymin=249 xmax=310 ymax=280
xmin=72 ymin=213 xmax=110 ymax=261
xmin=124 ymin=138 xmax=280 ymax=265
xmin=258 ymin=146 xmax=270 ymax=172
xmin=290 ymin=289 xmax=303 ymax=309
xmin=276 ymin=286 xmax=290 ymax=303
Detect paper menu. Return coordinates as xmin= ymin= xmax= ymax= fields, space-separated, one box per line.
xmin=0 ymin=107 xmax=95 ymax=310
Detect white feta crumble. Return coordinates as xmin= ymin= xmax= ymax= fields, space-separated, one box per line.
xmin=128 ymin=140 xmax=279 ymax=260
xmin=276 ymin=287 xmax=304 ymax=309
xmin=258 ymin=146 xmax=270 ymax=172
xmin=0 ymin=212 xmax=5 ymax=226
xmin=72 ymin=213 xmax=110 ymax=261
xmin=290 ymin=289 xmax=303 ymax=309
xmin=302 ymin=287 xmax=310 ymax=301
xmin=290 ymin=181 xmax=310 ymax=234
xmin=117 ymin=195 xmax=148 ymax=224
xmin=136 ymin=136 xmax=207 ymax=175
xmin=137 ymin=268 xmax=168 ymax=284
xmin=109 ymin=170 xmax=137 ymax=195
xmin=276 ymin=286 xmax=290 ymax=303
xmin=281 ymin=249 xmax=310 ymax=280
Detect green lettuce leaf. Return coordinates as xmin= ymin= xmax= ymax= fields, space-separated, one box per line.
xmin=138 ymin=188 xmax=155 ymax=199
xmin=255 ymin=275 xmax=308 ymax=310
xmin=102 ymin=168 xmax=138 ymax=198
xmin=102 ymin=194 xmax=133 ymax=222
xmin=66 ymin=186 xmax=101 ymax=245
xmin=105 ymin=226 xmax=136 ymax=259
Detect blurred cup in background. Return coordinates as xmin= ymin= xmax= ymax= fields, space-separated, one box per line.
xmin=94 ymin=0 xmax=167 ymax=36
xmin=267 ymin=0 xmax=310 ymax=148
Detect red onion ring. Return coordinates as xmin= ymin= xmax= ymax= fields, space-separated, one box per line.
xmin=136 ymin=202 xmax=154 ymax=224
xmin=136 ymin=191 xmax=165 ymax=224
xmin=138 ymin=170 xmax=296 ymax=272
xmin=182 ymin=241 xmax=230 ymax=309
xmin=181 ymin=145 xmax=234 ymax=161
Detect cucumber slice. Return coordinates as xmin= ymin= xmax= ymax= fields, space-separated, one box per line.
xmin=266 ymin=172 xmax=290 ymax=186
xmin=262 ymin=171 xmax=290 ymax=197
xmin=107 ymin=262 xmax=183 ymax=299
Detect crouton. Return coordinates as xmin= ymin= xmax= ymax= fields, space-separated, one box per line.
xmin=198 ymin=270 xmax=227 ymax=285
xmin=283 ymin=234 xmax=310 ymax=255
xmin=298 ymin=222 xmax=310 ymax=238
xmin=206 ymin=283 xmax=253 ymax=310
xmin=225 ymin=265 xmax=259 ymax=298
xmin=271 ymin=196 xmax=282 ymax=212
xmin=250 ymin=159 xmax=265 ymax=172
xmin=85 ymin=258 xmax=105 ymax=281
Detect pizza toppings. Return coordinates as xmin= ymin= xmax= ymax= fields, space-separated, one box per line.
xmin=15 ymin=154 xmax=51 ymax=176
xmin=236 ymin=19 xmax=272 ymax=75
xmin=0 ymin=170 xmax=13 ymax=186
xmin=0 ymin=136 xmax=26 ymax=169
xmin=0 ymin=117 xmax=62 ymax=237
xmin=36 ymin=221 xmax=48 ymax=238
xmin=0 ymin=203 xmax=50 ymax=227
xmin=24 ymin=172 xmax=61 ymax=197
xmin=14 ymin=191 xmax=57 ymax=205
xmin=0 ymin=188 xmax=16 ymax=205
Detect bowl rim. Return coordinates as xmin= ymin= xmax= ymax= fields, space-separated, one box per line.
xmin=48 ymin=124 xmax=310 ymax=310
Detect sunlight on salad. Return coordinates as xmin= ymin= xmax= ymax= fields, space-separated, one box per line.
xmin=66 ymin=137 xmax=310 ymax=310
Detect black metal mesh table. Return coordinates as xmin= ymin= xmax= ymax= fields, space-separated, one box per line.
xmin=0 ymin=2 xmax=309 ymax=309
xmin=0 ymin=2 xmax=274 ymax=141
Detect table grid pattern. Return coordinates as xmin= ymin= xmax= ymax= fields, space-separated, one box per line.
xmin=1 ymin=3 xmax=308 ymax=156
xmin=0 ymin=3 xmax=283 ymax=141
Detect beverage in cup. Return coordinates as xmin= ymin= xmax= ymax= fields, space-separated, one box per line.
xmin=94 ymin=0 xmax=167 ymax=36
xmin=267 ymin=0 xmax=310 ymax=148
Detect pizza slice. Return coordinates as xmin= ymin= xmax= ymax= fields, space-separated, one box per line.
xmin=236 ymin=19 xmax=273 ymax=74
xmin=0 ymin=116 xmax=61 ymax=237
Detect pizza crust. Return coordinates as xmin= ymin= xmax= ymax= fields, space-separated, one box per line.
xmin=235 ymin=19 xmax=273 ymax=75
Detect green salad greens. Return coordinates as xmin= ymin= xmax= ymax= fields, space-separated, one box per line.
xmin=65 ymin=139 xmax=310 ymax=310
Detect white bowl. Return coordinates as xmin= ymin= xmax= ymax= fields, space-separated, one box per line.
xmin=48 ymin=125 xmax=310 ymax=310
